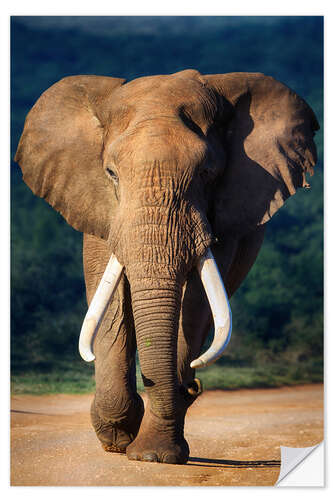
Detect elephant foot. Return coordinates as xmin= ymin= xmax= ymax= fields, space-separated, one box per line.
xmin=91 ymin=394 xmax=144 ymax=453
xmin=180 ymin=378 xmax=203 ymax=405
xmin=126 ymin=408 xmax=189 ymax=464
xmin=102 ymin=443 xmax=127 ymax=454
xmin=127 ymin=441 xmax=189 ymax=464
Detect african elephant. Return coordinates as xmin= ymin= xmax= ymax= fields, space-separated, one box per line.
xmin=15 ymin=69 xmax=318 ymax=464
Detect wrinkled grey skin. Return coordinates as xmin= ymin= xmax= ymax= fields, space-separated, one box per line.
xmin=15 ymin=69 xmax=318 ymax=464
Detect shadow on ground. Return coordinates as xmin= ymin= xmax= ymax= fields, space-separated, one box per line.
xmin=188 ymin=457 xmax=281 ymax=468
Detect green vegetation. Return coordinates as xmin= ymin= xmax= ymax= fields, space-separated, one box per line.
xmin=11 ymin=365 xmax=96 ymax=395
xmin=11 ymin=16 xmax=323 ymax=393
xmin=201 ymin=360 xmax=323 ymax=390
xmin=11 ymin=357 xmax=323 ymax=395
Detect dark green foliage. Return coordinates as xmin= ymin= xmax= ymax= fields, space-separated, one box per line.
xmin=11 ymin=16 xmax=323 ymax=387
xmin=11 ymin=194 xmax=86 ymax=372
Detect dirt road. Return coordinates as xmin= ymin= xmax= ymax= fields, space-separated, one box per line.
xmin=11 ymin=384 xmax=323 ymax=486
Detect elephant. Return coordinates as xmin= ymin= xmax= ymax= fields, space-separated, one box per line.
xmin=14 ymin=69 xmax=319 ymax=465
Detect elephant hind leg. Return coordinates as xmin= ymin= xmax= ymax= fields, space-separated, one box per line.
xmin=223 ymin=225 xmax=266 ymax=298
xmin=177 ymin=238 xmax=239 ymax=399
xmin=177 ymin=268 xmax=212 ymax=404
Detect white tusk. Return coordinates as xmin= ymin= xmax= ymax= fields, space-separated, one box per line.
xmin=191 ymin=248 xmax=232 ymax=369
xmin=79 ymin=254 xmax=124 ymax=362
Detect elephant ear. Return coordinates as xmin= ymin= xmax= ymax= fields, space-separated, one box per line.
xmin=14 ymin=75 xmax=126 ymax=239
xmin=204 ymin=73 xmax=319 ymax=237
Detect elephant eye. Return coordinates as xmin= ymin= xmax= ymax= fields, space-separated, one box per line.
xmin=106 ymin=168 xmax=119 ymax=185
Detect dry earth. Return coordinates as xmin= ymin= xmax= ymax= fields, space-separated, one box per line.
xmin=11 ymin=384 xmax=323 ymax=486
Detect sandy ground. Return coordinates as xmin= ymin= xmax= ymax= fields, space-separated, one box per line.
xmin=10 ymin=384 xmax=323 ymax=486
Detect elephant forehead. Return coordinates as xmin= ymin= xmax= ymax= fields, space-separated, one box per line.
xmin=110 ymin=73 xmax=218 ymax=123
xmin=118 ymin=72 xmax=203 ymax=98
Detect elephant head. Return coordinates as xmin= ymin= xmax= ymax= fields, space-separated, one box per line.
xmin=15 ymin=69 xmax=318 ymax=422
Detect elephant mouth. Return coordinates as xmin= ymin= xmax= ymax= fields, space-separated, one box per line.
xmin=78 ymin=247 xmax=232 ymax=369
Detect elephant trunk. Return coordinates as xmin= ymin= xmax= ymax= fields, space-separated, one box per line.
xmin=130 ymin=277 xmax=182 ymax=418
xmin=122 ymin=210 xmax=186 ymax=418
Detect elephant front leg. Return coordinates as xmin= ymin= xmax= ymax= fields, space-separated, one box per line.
xmin=91 ymin=338 xmax=144 ymax=453
xmin=172 ymin=268 xmax=212 ymax=448
xmin=83 ymin=235 xmax=144 ymax=453
xmin=126 ymin=398 xmax=189 ymax=464
xmin=90 ymin=277 xmax=144 ymax=453
xmin=125 ymin=280 xmax=189 ymax=464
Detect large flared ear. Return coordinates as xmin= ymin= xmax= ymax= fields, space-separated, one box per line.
xmin=204 ymin=73 xmax=319 ymax=237
xmin=14 ymin=75 xmax=126 ymax=239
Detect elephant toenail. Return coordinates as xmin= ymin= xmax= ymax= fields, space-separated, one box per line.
xmin=162 ymin=454 xmax=178 ymax=464
xmin=142 ymin=452 xmax=158 ymax=462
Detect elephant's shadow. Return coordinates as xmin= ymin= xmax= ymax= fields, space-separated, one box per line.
xmin=187 ymin=456 xmax=281 ymax=469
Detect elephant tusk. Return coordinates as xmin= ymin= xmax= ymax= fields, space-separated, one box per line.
xmin=79 ymin=253 xmax=124 ymax=362
xmin=190 ymin=248 xmax=232 ymax=369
